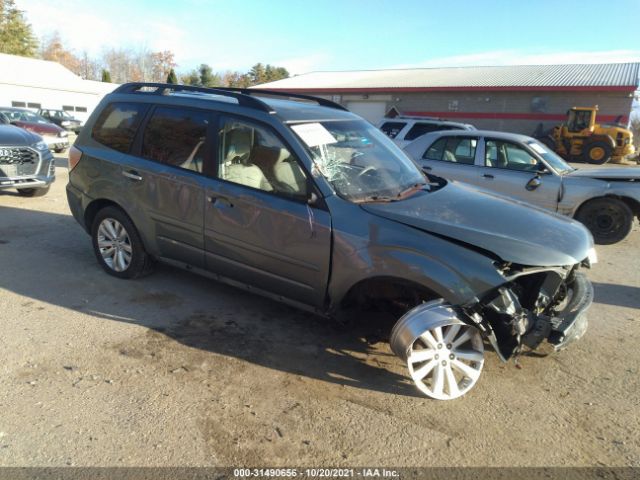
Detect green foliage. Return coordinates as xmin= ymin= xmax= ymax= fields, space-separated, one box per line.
xmin=101 ymin=69 xmax=112 ymax=83
xmin=198 ymin=63 xmax=221 ymax=87
xmin=166 ymin=68 xmax=177 ymax=84
xmin=0 ymin=0 xmax=38 ymax=57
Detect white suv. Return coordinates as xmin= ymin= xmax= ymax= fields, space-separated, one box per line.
xmin=378 ymin=116 xmax=476 ymax=148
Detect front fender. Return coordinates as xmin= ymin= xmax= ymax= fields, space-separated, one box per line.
xmin=326 ymin=200 xmax=507 ymax=310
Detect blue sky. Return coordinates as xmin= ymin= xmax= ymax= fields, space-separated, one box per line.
xmin=19 ymin=0 xmax=640 ymax=74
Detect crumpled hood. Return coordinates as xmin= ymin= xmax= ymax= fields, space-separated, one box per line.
xmin=0 ymin=124 xmax=40 ymax=145
xmin=361 ymin=181 xmax=592 ymax=267
xmin=566 ymin=167 xmax=640 ymax=180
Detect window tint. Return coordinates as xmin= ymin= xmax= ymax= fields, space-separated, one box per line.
xmin=92 ymin=103 xmax=146 ymax=154
xmin=484 ymin=139 xmax=539 ymax=171
xmin=424 ymin=136 xmax=477 ymax=164
xmin=404 ymin=123 xmax=440 ymax=141
xmin=380 ymin=121 xmax=406 ymax=139
xmin=141 ymin=107 xmax=209 ymax=173
xmin=218 ymin=117 xmax=307 ymax=198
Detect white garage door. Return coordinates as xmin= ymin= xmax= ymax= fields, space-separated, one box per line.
xmin=346 ymin=101 xmax=387 ymax=124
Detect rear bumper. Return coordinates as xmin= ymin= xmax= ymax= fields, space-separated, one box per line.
xmin=66 ymin=182 xmax=86 ymax=230
xmin=547 ymin=272 xmax=593 ymax=350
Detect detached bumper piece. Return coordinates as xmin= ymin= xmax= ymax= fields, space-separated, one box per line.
xmin=547 ymin=272 xmax=593 ymax=351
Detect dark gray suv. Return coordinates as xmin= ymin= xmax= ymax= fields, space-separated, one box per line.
xmin=67 ymin=83 xmax=596 ymax=399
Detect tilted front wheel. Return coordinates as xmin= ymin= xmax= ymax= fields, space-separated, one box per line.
xmin=583 ymin=141 xmax=612 ymax=165
xmin=406 ymin=323 xmax=484 ymax=400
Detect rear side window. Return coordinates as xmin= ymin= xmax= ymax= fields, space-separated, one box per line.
xmin=92 ymin=102 xmax=146 ymax=153
xmin=404 ymin=122 xmax=445 ymax=141
xmin=424 ymin=136 xmax=477 ymax=165
xmin=141 ymin=107 xmax=209 ymax=173
xmin=380 ymin=121 xmax=406 ymax=139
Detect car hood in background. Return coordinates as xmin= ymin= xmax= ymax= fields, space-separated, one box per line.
xmin=361 ymin=181 xmax=592 ymax=267
xmin=566 ymin=167 xmax=640 ymax=180
xmin=12 ymin=121 xmax=64 ymax=136
xmin=0 ymin=124 xmax=41 ymax=145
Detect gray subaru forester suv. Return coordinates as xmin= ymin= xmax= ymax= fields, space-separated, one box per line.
xmin=67 ymin=83 xmax=596 ymax=399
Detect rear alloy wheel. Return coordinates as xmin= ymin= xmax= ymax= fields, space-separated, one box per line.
xmin=406 ymin=323 xmax=484 ymax=400
xmin=91 ymin=206 xmax=153 ymax=279
xmin=576 ymin=198 xmax=634 ymax=245
xmin=583 ymin=141 xmax=613 ymax=165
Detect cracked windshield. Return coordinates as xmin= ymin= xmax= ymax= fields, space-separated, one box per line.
xmin=291 ymin=119 xmax=427 ymax=202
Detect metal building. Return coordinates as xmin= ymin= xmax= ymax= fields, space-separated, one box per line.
xmin=257 ymin=63 xmax=640 ymax=134
xmin=0 ymin=53 xmax=118 ymax=122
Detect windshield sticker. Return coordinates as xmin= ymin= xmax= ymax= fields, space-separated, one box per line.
xmin=529 ymin=142 xmax=548 ymax=154
xmin=291 ymin=123 xmax=337 ymax=147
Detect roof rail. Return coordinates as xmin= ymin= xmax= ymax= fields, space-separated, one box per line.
xmin=217 ymin=87 xmax=349 ymax=111
xmin=112 ymin=82 xmax=274 ymax=113
xmin=112 ymin=82 xmax=349 ymax=113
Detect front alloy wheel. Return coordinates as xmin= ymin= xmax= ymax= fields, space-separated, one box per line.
xmin=407 ymin=323 xmax=484 ymax=400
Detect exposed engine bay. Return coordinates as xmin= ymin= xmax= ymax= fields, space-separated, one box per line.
xmin=467 ymin=263 xmax=594 ymax=360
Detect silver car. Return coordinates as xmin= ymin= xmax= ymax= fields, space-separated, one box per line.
xmin=404 ymin=130 xmax=640 ymax=244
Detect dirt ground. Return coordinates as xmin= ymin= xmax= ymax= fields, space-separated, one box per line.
xmin=0 ymin=157 xmax=639 ymax=468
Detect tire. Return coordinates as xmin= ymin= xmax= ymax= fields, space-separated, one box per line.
xmin=17 ymin=186 xmax=50 ymax=197
xmin=583 ymin=141 xmax=613 ymax=165
xmin=575 ymin=198 xmax=634 ymax=245
xmin=91 ymin=206 xmax=153 ymax=279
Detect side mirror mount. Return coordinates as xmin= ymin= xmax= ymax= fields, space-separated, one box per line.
xmin=307 ymin=191 xmax=319 ymax=206
xmin=536 ymin=163 xmax=550 ymax=174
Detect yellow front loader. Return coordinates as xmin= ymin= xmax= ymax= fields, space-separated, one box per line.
xmin=535 ymin=106 xmax=636 ymax=165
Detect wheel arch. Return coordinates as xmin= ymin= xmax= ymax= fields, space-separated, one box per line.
xmin=83 ymin=198 xmax=154 ymax=253
xmin=574 ymin=194 xmax=640 ymax=220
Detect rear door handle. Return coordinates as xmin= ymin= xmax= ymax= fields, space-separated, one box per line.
xmin=122 ymin=170 xmax=143 ymax=181
xmin=482 ymin=174 xmax=494 ymax=179
xmin=207 ymin=195 xmax=233 ymax=207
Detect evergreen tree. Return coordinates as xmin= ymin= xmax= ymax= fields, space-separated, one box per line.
xmin=166 ymin=68 xmax=177 ymax=84
xmin=0 ymin=0 xmax=38 ymax=56
xmin=198 ymin=63 xmax=221 ymax=87
xmin=101 ymin=69 xmax=112 ymax=83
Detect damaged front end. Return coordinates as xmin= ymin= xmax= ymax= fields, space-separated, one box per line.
xmin=390 ymin=261 xmax=594 ymax=400
xmin=471 ymin=263 xmax=594 ymax=361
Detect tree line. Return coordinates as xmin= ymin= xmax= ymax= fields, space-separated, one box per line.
xmin=0 ymin=0 xmax=289 ymax=87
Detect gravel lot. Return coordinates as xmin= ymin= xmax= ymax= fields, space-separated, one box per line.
xmin=0 ymin=156 xmax=639 ymax=468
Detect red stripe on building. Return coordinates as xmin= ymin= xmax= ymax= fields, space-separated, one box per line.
xmin=269 ymin=86 xmax=637 ymax=93
xmin=403 ymin=111 xmax=629 ymax=123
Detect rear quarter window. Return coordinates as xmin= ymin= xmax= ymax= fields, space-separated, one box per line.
xmin=380 ymin=121 xmax=406 ymax=139
xmin=91 ymin=102 xmax=147 ymax=153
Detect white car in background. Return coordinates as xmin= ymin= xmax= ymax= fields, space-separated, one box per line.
xmin=378 ymin=115 xmax=476 ymax=148
xmin=403 ymin=129 xmax=640 ymax=245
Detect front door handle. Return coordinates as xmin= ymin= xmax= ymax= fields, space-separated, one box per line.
xmin=483 ymin=174 xmax=494 ymax=179
xmin=422 ymin=165 xmax=432 ymax=171
xmin=122 ymin=170 xmax=143 ymax=181
xmin=208 ymin=195 xmax=233 ymax=207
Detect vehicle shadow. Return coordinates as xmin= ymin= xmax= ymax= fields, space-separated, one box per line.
xmin=0 ymin=205 xmax=420 ymax=398
xmin=592 ymin=282 xmax=640 ymax=309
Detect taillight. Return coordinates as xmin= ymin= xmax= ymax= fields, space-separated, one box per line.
xmin=69 ymin=145 xmax=82 ymax=171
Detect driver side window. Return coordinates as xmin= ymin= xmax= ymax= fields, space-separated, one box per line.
xmin=218 ymin=117 xmax=308 ymax=198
